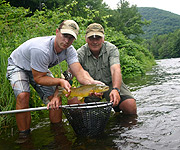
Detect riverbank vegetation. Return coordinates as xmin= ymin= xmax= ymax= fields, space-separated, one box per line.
xmin=143 ymin=29 xmax=180 ymax=59
xmin=0 ymin=0 xmax=155 ymax=129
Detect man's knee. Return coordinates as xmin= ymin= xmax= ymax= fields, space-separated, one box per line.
xmin=119 ymin=99 xmax=137 ymax=114
xmin=16 ymin=92 xmax=30 ymax=108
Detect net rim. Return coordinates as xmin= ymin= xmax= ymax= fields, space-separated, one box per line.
xmin=61 ymin=102 xmax=113 ymax=109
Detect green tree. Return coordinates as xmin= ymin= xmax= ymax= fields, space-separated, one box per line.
xmin=107 ymin=0 xmax=150 ymax=43
xmin=5 ymin=0 xmax=72 ymax=11
xmin=172 ymin=30 xmax=180 ymax=58
xmin=5 ymin=0 xmax=106 ymax=13
xmin=145 ymin=29 xmax=180 ymax=59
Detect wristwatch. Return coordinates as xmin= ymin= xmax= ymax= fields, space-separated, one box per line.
xmin=112 ymin=87 xmax=120 ymax=94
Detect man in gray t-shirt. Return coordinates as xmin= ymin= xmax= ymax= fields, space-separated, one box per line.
xmin=6 ymin=20 xmax=103 ymax=143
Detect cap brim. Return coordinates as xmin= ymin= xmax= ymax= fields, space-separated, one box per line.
xmin=60 ymin=29 xmax=77 ymax=40
xmin=86 ymin=32 xmax=104 ymax=38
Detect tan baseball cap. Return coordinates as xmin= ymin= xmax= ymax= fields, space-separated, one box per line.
xmin=60 ymin=20 xmax=79 ymax=40
xmin=86 ymin=23 xmax=104 ymax=38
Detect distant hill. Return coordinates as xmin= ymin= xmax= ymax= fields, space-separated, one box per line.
xmin=138 ymin=7 xmax=180 ymax=39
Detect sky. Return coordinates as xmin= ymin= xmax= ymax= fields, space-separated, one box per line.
xmin=103 ymin=0 xmax=180 ymax=15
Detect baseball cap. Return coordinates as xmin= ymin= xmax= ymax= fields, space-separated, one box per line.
xmin=60 ymin=20 xmax=79 ymax=40
xmin=86 ymin=23 xmax=104 ymax=38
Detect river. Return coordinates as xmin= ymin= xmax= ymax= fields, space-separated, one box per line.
xmin=0 ymin=58 xmax=180 ymax=150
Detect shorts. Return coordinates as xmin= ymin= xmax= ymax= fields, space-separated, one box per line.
xmin=6 ymin=64 xmax=56 ymax=104
xmin=112 ymin=95 xmax=135 ymax=112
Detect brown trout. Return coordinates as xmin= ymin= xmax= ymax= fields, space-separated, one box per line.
xmin=58 ymin=84 xmax=109 ymax=102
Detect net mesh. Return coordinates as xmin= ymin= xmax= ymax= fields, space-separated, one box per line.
xmin=62 ymin=102 xmax=112 ymax=137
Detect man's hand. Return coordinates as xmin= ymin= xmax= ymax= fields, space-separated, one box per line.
xmin=91 ymin=80 xmax=105 ymax=85
xmin=59 ymin=78 xmax=71 ymax=93
xmin=109 ymin=90 xmax=120 ymax=106
xmin=47 ymin=78 xmax=72 ymax=110
xmin=90 ymin=92 xmax=103 ymax=98
xmin=47 ymin=97 xmax=61 ymax=110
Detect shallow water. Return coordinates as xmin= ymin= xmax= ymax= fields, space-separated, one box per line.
xmin=1 ymin=58 xmax=180 ymax=150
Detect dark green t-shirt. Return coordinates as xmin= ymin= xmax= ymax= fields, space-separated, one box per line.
xmin=77 ymin=41 xmax=120 ymax=85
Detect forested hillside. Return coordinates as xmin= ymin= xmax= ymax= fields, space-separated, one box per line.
xmin=138 ymin=7 xmax=180 ymax=39
xmin=137 ymin=7 xmax=180 ymax=59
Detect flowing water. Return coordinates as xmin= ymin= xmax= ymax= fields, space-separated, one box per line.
xmin=0 ymin=58 xmax=180 ymax=150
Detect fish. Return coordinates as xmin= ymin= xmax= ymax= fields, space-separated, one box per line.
xmin=58 ymin=84 xmax=109 ymax=102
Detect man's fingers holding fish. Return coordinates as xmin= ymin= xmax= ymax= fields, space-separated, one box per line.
xmin=90 ymin=92 xmax=103 ymax=98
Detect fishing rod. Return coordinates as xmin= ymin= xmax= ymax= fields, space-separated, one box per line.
xmin=0 ymin=102 xmax=113 ymax=115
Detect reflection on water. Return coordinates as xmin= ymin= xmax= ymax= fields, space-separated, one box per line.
xmin=1 ymin=58 xmax=180 ymax=150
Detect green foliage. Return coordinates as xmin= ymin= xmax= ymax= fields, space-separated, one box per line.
xmin=144 ymin=29 xmax=180 ymax=59
xmin=133 ymin=6 xmax=180 ymax=59
xmin=106 ymin=28 xmax=155 ymax=77
xmin=5 ymin=0 xmax=71 ymax=11
xmin=0 ymin=0 xmax=155 ymax=128
xmin=106 ymin=0 xmax=150 ymax=43
xmin=0 ymin=48 xmax=16 ymax=129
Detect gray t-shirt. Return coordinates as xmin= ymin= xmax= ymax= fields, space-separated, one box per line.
xmin=9 ymin=36 xmax=78 ymax=72
xmin=77 ymin=41 xmax=133 ymax=97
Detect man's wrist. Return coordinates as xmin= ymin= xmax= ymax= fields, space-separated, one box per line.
xmin=112 ymin=87 xmax=120 ymax=94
